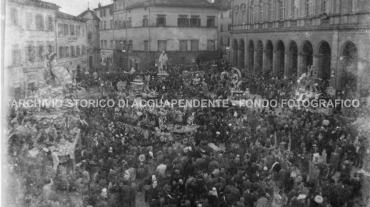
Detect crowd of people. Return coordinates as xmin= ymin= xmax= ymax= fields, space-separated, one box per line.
xmin=5 ymin=60 xmax=369 ymax=207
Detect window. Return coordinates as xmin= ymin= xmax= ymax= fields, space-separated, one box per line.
xmin=71 ymin=46 xmax=75 ymax=57
xmin=64 ymin=24 xmax=69 ymax=36
xmin=249 ymin=6 xmax=253 ymax=23
xmin=228 ymin=24 xmax=231 ymax=31
xmin=207 ymin=40 xmax=215 ymax=51
xmin=259 ymin=4 xmax=263 ymax=22
xmin=254 ymin=6 xmax=258 ymax=23
xmin=35 ymin=14 xmax=44 ymax=30
xmin=76 ymin=46 xmax=80 ymax=57
xmin=350 ymin=0 xmax=357 ymax=13
xmin=156 ymin=15 xmax=166 ymax=27
xmin=158 ymin=40 xmax=167 ymax=52
xmin=65 ymin=46 xmax=69 ymax=58
xmin=279 ymin=0 xmax=285 ymax=20
xmin=292 ymin=0 xmax=298 ymax=18
xmin=26 ymin=13 xmax=33 ymax=30
xmin=118 ymin=21 xmax=122 ymax=29
xmin=178 ymin=15 xmax=189 ymax=27
xmin=47 ymin=16 xmax=53 ymax=31
xmin=10 ymin=8 xmax=18 ymax=25
xmin=220 ymin=24 xmax=223 ymax=32
xmin=37 ymin=45 xmax=44 ymax=61
xmin=221 ymin=12 xmax=223 ymax=19
xmin=110 ymin=20 xmax=113 ymax=29
xmin=122 ymin=40 xmax=127 ymax=50
xmin=12 ymin=48 xmax=21 ymax=66
xmin=207 ymin=16 xmax=215 ymax=27
xmin=144 ymin=40 xmax=149 ymax=51
xmin=127 ymin=18 xmax=132 ymax=28
xmin=70 ymin=25 xmax=75 ymax=35
xmin=47 ymin=43 xmax=53 ymax=54
xmin=128 ymin=40 xmax=133 ymax=51
xmin=27 ymin=45 xmax=35 ymax=62
xmin=100 ymin=10 xmax=103 ymax=17
xmin=88 ymin=32 xmax=92 ymax=43
xmin=59 ymin=46 xmax=64 ymax=58
xmin=179 ymin=40 xmax=187 ymax=51
xmin=110 ymin=7 xmax=113 ymax=15
xmin=241 ymin=4 xmax=246 ymax=23
xmin=190 ymin=16 xmax=201 ymax=27
xmin=82 ymin=45 xmax=86 ymax=55
xmin=268 ymin=2 xmax=273 ymax=21
xmin=110 ymin=40 xmax=113 ymax=49
xmin=76 ymin=26 xmax=80 ymax=36
xmin=105 ymin=40 xmax=107 ymax=48
xmin=57 ymin=24 xmax=63 ymax=36
xmin=82 ymin=28 xmax=85 ymax=36
xmin=143 ymin=15 xmax=149 ymax=27
xmin=190 ymin=40 xmax=199 ymax=51
xmin=264 ymin=4 xmax=268 ymax=22
xmin=305 ymin=0 xmax=312 ymax=17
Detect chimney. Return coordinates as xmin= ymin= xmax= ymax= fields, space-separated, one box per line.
xmin=98 ymin=2 xmax=101 ymax=8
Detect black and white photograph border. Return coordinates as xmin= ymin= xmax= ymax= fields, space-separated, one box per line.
xmin=2 ymin=0 xmax=370 ymax=207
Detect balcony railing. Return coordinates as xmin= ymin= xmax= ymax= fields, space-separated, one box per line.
xmin=290 ymin=20 xmax=297 ymax=27
xmin=305 ymin=19 xmax=312 ymax=26
xmin=231 ymin=16 xmax=336 ymax=32
xmin=321 ymin=18 xmax=330 ymax=26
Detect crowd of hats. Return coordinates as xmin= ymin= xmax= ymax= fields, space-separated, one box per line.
xmin=4 ymin=59 xmax=368 ymax=207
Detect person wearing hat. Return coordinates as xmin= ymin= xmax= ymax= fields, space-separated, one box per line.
xmin=327 ymin=147 xmax=340 ymax=178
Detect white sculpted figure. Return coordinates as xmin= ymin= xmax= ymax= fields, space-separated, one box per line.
xmin=158 ymin=51 xmax=168 ymax=73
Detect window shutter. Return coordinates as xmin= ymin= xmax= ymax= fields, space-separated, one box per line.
xmin=25 ymin=46 xmax=28 ymax=62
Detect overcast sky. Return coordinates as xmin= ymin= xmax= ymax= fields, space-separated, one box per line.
xmin=46 ymin=0 xmax=113 ymax=16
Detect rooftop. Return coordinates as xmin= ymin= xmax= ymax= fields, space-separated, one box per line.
xmin=94 ymin=3 xmax=113 ymax=10
xmin=9 ymin=0 xmax=59 ymax=10
xmin=57 ymin=11 xmax=87 ymax=22
xmin=78 ymin=9 xmax=100 ymax=21
xmin=126 ymin=0 xmax=220 ymax=10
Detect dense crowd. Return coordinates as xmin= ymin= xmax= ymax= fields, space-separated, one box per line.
xmin=5 ymin=60 xmax=369 ymax=207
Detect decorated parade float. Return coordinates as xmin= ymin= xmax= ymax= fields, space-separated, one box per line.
xmin=6 ymin=53 xmax=90 ymax=207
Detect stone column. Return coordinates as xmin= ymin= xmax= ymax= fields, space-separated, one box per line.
xmin=262 ymin=50 xmax=267 ymax=73
xmin=314 ymin=54 xmax=323 ymax=79
xmin=297 ymin=53 xmax=307 ymax=76
xmin=254 ymin=50 xmax=259 ymax=71
xmin=272 ymin=50 xmax=278 ymax=75
xmin=284 ymin=52 xmax=289 ymax=78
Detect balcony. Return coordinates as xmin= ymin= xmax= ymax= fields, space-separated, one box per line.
xmin=321 ymin=18 xmax=330 ymax=26
xmin=278 ymin=21 xmax=284 ymax=28
xmin=305 ymin=19 xmax=312 ymax=26
xmin=290 ymin=20 xmax=297 ymax=27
